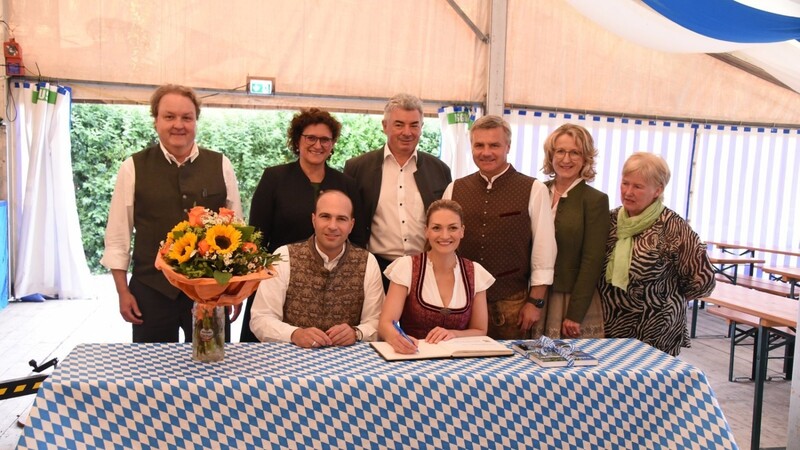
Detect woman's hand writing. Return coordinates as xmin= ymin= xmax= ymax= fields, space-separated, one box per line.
xmin=388 ymin=331 xmax=419 ymax=354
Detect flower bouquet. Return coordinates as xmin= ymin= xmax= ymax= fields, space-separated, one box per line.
xmin=155 ymin=206 xmax=281 ymax=362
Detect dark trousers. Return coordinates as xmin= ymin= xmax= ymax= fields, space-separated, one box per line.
xmin=374 ymin=254 xmax=394 ymax=293
xmin=129 ymin=277 xmax=231 ymax=343
xmin=239 ymin=293 xmax=259 ymax=342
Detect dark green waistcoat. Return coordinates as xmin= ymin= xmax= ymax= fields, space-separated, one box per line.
xmin=132 ymin=144 xmax=226 ymax=298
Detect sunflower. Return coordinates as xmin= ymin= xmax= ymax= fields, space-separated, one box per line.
xmin=168 ymin=221 xmax=191 ymax=240
xmin=169 ymin=232 xmax=198 ymax=263
xmin=205 ymin=224 xmax=242 ymax=255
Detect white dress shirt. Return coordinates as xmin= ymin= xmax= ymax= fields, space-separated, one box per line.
xmin=100 ymin=142 xmax=242 ymax=271
xmin=249 ymin=241 xmax=385 ymax=343
xmin=368 ymin=145 xmax=426 ymax=260
xmin=443 ymin=165 xmax=556 ymax=287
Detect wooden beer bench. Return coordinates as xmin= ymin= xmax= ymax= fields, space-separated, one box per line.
xmin=707 ymin=305 xmax=795 ymax=382
xmin=714 ymin=274 xmax=796 ymax=298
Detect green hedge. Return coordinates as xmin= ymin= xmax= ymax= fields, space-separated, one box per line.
xmin=70 ymin=104 xmax=442 ymax=273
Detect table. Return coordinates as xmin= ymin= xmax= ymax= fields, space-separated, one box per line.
xmin=691 ymin=253 xmax=765 ymax=338
xmin=18 ymin=340 xmax=736 ymax=449
xmin=706 ymin=241 xmax=800 ymax=258
xmin=704 ymin=282 xmax=798 ymax=450
xmin=761 ymin=265 xmax=800 ymax=299
xmin=707 ymin=253 xmax=765 ymax=284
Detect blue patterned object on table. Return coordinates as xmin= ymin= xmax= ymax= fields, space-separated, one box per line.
xmin=17 ymin=339 xmax=737 ymax=449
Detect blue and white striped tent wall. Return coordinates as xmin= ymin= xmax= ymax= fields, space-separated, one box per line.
xmin=502 ymin=110 xmax=695 ymax=220
xmin=691 ymin=124 xmax=800 ymax=268
xmin=496 ymin=109 xmax=800 ymax=270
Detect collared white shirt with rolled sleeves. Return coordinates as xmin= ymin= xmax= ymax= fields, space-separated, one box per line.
xmin=367 ymin=145 xmax=426 ymax=261
xmin=443 ymin=165 xmax=557 ymax=288
xmin=100 ymin=142 xmax=243 ymax=271
xmin=249 ymin=241 xmax=385 ymax=343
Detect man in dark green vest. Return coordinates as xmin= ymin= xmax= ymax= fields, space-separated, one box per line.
xmin=444 ymin=115 xmax=557 ymax=340
xmin=101 ymin=84 xmax=243 ymax=343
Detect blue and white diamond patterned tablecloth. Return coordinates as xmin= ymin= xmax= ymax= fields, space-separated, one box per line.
xmin=17 ymin=338 xmax=736 ymax=449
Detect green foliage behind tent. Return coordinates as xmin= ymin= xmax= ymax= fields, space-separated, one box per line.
xmin=70 ymin=104 xmax=442 ymax=273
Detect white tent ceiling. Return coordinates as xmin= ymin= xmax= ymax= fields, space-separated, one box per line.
xmin=2 ymin=0 xmax=799 ymax=124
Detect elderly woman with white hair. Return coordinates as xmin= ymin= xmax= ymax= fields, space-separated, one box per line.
xmin=598 ymin=152 xmax=715 ymax=356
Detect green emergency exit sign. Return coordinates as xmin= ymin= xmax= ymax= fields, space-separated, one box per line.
xmin=247 ymin=77 xmax=275 ymax=95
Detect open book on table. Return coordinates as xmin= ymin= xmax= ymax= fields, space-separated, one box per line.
xmin=370 ymin=336 xmax=513 ymax=361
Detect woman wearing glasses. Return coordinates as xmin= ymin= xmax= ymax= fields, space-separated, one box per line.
xmin=533 ymin=124 xmax=609 ymax=340
xmin=240 ymin=108 xmax=366 ymax=342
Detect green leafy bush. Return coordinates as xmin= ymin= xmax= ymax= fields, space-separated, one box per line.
xmin=70 ymin=105 xmax=442 ymax=273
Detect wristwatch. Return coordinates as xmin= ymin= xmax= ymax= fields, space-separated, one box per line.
xmin=527 ymin=297 xmax=546 ymax=309
xmin=352 ymin=326 xmax=363 ymax=342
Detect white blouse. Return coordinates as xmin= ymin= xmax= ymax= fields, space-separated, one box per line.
xmin=384 ymin=255 xmax=495 ymax=309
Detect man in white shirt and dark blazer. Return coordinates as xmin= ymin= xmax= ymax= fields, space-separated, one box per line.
xmin=344 ymin=93 xmax=452 ymax=284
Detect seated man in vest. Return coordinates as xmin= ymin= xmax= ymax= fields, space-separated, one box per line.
xmin=250 ymin=190 xmax=384 ymax=347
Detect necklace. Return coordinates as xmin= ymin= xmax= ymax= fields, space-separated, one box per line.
xmin=554 ymin=181 xmax=573 ymax=197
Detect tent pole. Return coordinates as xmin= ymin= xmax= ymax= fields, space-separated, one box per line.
xmin=486 ymin=0 xmax=508 ymax=116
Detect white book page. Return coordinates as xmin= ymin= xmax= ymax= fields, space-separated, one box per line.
xmin=371 ymin=336 xmax=512 ymax=361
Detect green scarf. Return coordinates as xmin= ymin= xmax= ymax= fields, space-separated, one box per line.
xmin=605 ymin=200 xmax=665 ymax=291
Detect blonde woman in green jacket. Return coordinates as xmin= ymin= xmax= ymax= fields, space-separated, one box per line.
xmin=534 ymin=124 xmax=609 ymax=339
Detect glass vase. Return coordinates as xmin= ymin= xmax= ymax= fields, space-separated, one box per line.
xmin=192 ymin=303 xmax=225 ymax=362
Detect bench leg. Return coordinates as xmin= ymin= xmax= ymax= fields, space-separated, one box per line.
xmin=751 ymin=329 xmax=759 ymax=381
xmin=729 ymin=323 xmax=759 ymax=382
xmin=690 ymin=299 xmax=699 ymax=338
xmin=784 ymin=338 xmax=794 ymax=380
xmin=751 ymin=325 xmax=769 ymax=450
xmin=728 ymin=322 xmax=736 ymax=382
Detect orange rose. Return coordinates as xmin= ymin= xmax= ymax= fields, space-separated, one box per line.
xmin=197 ymin=239 xmax=211 ymax=256
xmin=242 ymin=242 xmax=258 ymax=253
xmin=188 ymin=206 xmax=207 ymax=226
xmin=159 ymin=239 xmax=173 ymax=256
xmin=218 ymin=207 xmax=236 ymax=223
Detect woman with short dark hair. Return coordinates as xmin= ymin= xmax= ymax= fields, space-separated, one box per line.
xmin=240 ymin=108 xmax=366 ymax=342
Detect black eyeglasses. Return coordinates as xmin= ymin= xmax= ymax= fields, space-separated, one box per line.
xmin=302 ymin=134 xmax=334 ymax=147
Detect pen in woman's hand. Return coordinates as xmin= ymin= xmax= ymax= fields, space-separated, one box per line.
xmin=392 ymin=320 xmax=418 ymax=353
